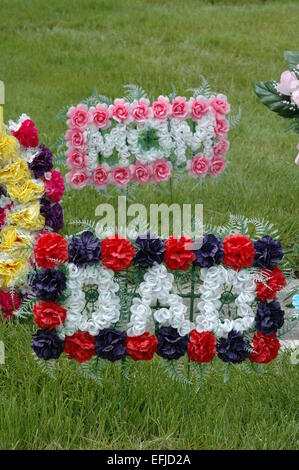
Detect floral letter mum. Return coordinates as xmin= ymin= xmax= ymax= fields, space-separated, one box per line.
xmin=62 ymin=83 xmax=234 ymax=190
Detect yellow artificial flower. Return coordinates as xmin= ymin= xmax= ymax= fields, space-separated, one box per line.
xmin=7 ymin=201 xmax=45 ymax=231
xmin=0 ymin=226 xmax=33 ymax=256
xmin=0 ymin=131 xmax=20 ymax=166
xmin=7 ymin=179 xmax=44 ymax=205
xmin=0 ymin=158 xmax=30 ymax=184
xmin=0 ymin=258 xmax=29 ymax=289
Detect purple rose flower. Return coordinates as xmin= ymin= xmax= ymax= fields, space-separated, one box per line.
xmin=95 ymin=328 xmax=126 ymax=362
xmin=31 ymin=329 xmax=64 ymax=360
xmin=40 ymin=198 xmax=63 ymax=232
xmin=29 ymin=144 xmax=53 ymax=179
xmin=193 ymin=233 xmax=223 ymax=268
xmin=157 ymin=326 xmax=188 ymax=360
xmin=134 ymin=233 xmax=165 ymax=268
xmin=255 ymin=301 xmax=284 ymax=335
xmin=68 ymin=231 xmax=101 ymax=266
xmin=217 ymin=330 xmax=250 ymax=363
xmin=254 ymin=236 xmax=283 ymax=270
xmin=31 ymin=269 xmax=66 ymax=301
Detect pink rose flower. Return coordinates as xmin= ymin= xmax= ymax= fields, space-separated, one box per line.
xmin=187 ymin=155 xmax=209 ymax=177
xmin=66 ymin=170 xmax=89 ymax=189
xmin=131 ymin=99 xmax=153 ymax=122
xmin=66 ymin=149 xmax=87 ymax=169
xmin=213 ymin=139 xmax=230 ymax=157
xmin=44 ymin=170 xmax=65 ymax=203
xmin=276 ymin=71 xmax=299 ymax=96
xmin=65 ymin=129 xmax=86 ymax=150
xmin=171 ymin=96 xmax=189 ymax=119
xmin=90 ymin=104 xmax=111 ymax=129
xmin=189 ymin=96 xmax=209 ymax=120
xmin=209 ymin=156 xmax=226 ymax=176
xmin=111 ymin=166 xmax=131 ymax=187
xmin=291 ymin=89 xmax=299 ymax=108
xmin=152 ymin=96 xmax=170 ymax=120
xmin=214 ymin=117 xmax=229 ymax=137
xmin=92 ymin=165 xmax=110 ymax=188
xmin=130 ymin=161 xmax=153 ymax=185
xmin=109 ymin=99 xmax=131 ymax=123
xmin=67 ymin=104 xmax=90 ymax=129
xmin=210 ymin=94 xmax=230 ymax=115
xmin=151 ymin=159 xmax=172 ymax=184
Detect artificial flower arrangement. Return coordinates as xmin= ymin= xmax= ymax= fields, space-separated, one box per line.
xmin=25 ymin=215 xmax=298 ymax=388
xmin=0 ymin=114 xmax=65 ymax=319
xmin=255 ymin=50 xmax=299 ymax=165
xmin=57 ymin=83 xmax=238 ymax=191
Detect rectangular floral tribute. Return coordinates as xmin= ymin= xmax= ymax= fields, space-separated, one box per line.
xmin=0 ymin=115 xmax=65 ymax=319
xmin=255 ymin=50 xmax=299 ymax=165
xmin=62 ymin=84 xmax=233 ymax=190
xmin=25 ymin=216 xmax=298 ymax=388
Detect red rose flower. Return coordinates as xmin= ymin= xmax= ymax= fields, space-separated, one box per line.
xmin=250 ymin=332 xmax=280 ymax=364
xmin=12 ymin=119 xmax=39 ymax=148
xmin=164 ymin=236 xmax=195 ymax=271
xmin=101 ymin=234 xmax=136 ymax=272
xmin=0 ymin=291 xmax=21 ymax=319
xmin=256 ymin=267 xmax=286 ymax=302
xmin=33 ymin=301 xmax=67 ymax=329
xmin=34 ymin=233 xmax=68 ymax=269
xmin=126 ymin=333 xmax=158 ymax=361
xmin=187 ymin=330 xmax=216 ymax=363
xmin=64 ymin=331 xmax=95 ymax=363
xmin=0 ymin=208 xmax=6 ymax=228
xmin=223 ymin=233 xmax=255 ymax=270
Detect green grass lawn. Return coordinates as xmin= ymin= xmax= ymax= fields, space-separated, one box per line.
xmin=0 ymin=0 xmax=299 ymax=450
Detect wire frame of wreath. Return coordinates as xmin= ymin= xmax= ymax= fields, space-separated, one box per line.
xmin=0 ymin=114 xmax=65 ymax=320
xmin=59 ymin=83 xmax=238 ymax=191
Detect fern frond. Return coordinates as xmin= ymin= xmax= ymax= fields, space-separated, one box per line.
xmin=123 ymin=84 xmax=148 ymax=102
xmin=55 ymin=106 xmax=70 ymax=122
xmin=14 ymin=297 xmax=35 ymax=319
xmin=161 ymin=358 xmax=190 ymax=385
xmin=52 ymin=151 xmax=68 ymax=168
xmin=32 ymin=353 xmax=56 ymax=379
xmin=187 ymin=76 xmax=212 ymax=98
xmin=228 ymin=106 xmax=242 ymax=129
xmin=52 ymin=135 xmax=66 ymax=151
xmin=277 ymin=315 xmax=299 ymax=338
xmin=79 ymin=357 xmax=104 ymax=387
xmin=168 ymin=84 xmax=177 ymax=103
xmin=191 ymin=362 xmax=212 ymax=391
xmin=68 ymin=219 xmax=97 ymax=232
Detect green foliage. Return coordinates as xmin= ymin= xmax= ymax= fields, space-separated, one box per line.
xmin=188 ymin=75 xmax=213 ymax=98
xmin=205 ymin=214 xmax=279 ymax=240
xmin=52 ymin=151 xmax=68 ymax=168
xmin=79 ymin=357 xmax=105 ymax=387
xmin=228 ymin=106 xmax=242 ymax=129
xmin=161 ymin=358 xmax=190 ymax=385
xmin=32 ymin=353 xmax=57 ymax=380
xmin=254 ymin=81 xmax=298 ymax=118
xmin=284 ymin=51 xmax=299 ymax=72
xmin=123 ymin=84 xmax=148 ymax=102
